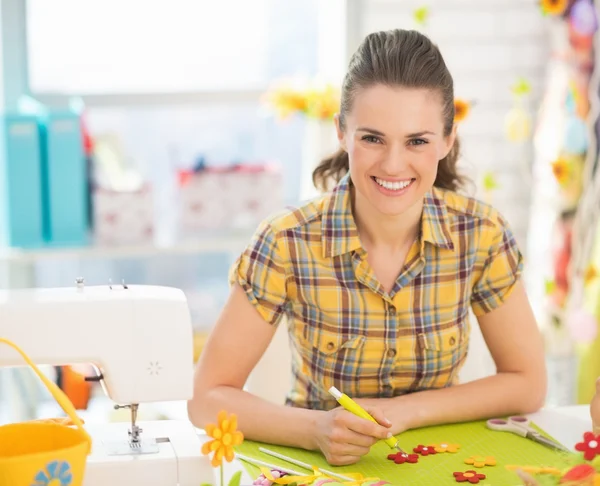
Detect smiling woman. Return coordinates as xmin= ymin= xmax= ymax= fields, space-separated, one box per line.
xmin=188 ymin=28 xmax=547 ymax=468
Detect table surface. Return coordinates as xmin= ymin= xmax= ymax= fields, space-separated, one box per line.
xmin=216 ymin=405 xmax=594 ymax=484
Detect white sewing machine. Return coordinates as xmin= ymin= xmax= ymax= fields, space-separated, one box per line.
xmin=0 ymin=279 xmax=216 ymax=485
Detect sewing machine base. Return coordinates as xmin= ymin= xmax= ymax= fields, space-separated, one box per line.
xmin=84 ymin=420 xmax=215 ymax=485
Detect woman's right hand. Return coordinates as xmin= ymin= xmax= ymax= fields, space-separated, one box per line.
xmin=312 ymin=406 xmax=393 ymax=465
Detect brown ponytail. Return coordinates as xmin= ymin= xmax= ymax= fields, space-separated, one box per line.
xmin=314 ymin=29 xmax=469 ymax=194
xmin=312 ymin=148 xmax=349 ymax=192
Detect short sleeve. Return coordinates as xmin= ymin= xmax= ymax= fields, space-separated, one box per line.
xmin=228 ymin=221 xmax=288 ymax=326
xmin=470 ymin=215 xmax=524 ymax=317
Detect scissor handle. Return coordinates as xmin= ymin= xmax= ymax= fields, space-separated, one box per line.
xmin=486 ymin=418 xmax=528 ymax=437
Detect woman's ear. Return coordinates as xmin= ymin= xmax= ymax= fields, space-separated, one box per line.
xmin=334 ymin=113 xmax=347 ymax=151
xmin=441 ymin=124 xmax=458 ymax=159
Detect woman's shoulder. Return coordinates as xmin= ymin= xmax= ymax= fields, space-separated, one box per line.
xmin=433 ymin=186 xmax=509 ymax=230
xmin=256 ymin=193 xmax=331 ymax=238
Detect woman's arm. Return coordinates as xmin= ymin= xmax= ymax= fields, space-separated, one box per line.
xmin=188 ymin=283 xmax=392 ymax=462
xmin=361 ymin=281 xmax=547 ymax=434
xmin=187 ymin=283 xmax=319 ymax=450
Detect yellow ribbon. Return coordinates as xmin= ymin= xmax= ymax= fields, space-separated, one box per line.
xmin=260 ymin=467 xmax=382 ymax=485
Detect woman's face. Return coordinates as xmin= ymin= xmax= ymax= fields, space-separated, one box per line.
xmin=335 ymin=84 xmax=456 ymax=217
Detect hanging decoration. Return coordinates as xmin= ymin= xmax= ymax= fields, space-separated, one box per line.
xmin=504 ymin=78 xmax=532 ymax=142
xmin=540 ymin=0 xmax=568 ymax=15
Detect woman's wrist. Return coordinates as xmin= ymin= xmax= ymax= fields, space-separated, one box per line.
xmin=388 ymin=394 xmax=423 ymax=433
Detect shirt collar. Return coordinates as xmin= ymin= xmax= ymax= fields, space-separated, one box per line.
xmin=321 ymin=175 xmax=454 ymax=258
xmin=321 ymin=174 xmax=362 ymax=258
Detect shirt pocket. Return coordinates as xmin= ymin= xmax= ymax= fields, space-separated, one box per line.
xmin=415 ymin=318 xmax=469 ymax=388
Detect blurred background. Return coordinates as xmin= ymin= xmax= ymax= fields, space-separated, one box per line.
xmin=0 ymin=0 xmax=599 ymax=425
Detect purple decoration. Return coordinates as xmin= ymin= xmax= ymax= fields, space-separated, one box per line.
xmin=570 ymin=0 xmax=598 ymax=36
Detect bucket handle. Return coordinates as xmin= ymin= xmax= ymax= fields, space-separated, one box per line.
xmin=0 ymin=337 xmax=92 ymax=451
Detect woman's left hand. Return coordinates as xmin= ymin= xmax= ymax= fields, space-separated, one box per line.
xmin=354 ymin=396 xmax=416 ymax=435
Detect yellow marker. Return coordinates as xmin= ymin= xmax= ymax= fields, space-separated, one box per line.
xmin=329 ymin=386 xmax=405 ymax=453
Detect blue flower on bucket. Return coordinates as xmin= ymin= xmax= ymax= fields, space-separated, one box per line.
xmin=31 ymin=460 xmax=73 ymax=486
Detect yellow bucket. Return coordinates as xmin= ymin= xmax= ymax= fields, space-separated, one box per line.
xmin=0 ymin=337 xmax=92 ymax=486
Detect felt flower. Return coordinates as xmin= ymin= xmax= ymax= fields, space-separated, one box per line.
xmin=585 ymin=265 xmax=598 ymax=286
xmin=413 ymin=444 xmax=437 ymax=456
xmin=454 ymin=99 xmax=470 ymax=122
xmin=201 ymin=410 xmax=244 ymax=467
xmin=453 ymin=470 xmax=486 ymax=483
xmin=31 ymin=460 xmax=73 ymax=486
xmin=541 ymin=0 xmax=568 ymax=15
xmin=560 ymin=463 xmax=596 ymax=483
xmin=552 ymin=158 xmax=572 ymax=186
xmin=575 ymin=432 xmax=600 ymax=461
xmin=432 ymin=442 xmax=461 ymax=453
xmin=504 ymin=106 xmax=531 ymax=142
xmin=464 ymin=455 xmax=496 ymax=468
xmin=387 ymin=452 xmax=419 ymax=464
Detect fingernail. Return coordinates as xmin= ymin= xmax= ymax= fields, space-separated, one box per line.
xmin=387 ymin=432 xmax=393 ymax=438
xmin=385 ymin=417 xmax=392 ymax=425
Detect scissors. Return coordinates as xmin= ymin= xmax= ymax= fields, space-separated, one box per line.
xmin=486 ymin=416 xmax=571 ymax=453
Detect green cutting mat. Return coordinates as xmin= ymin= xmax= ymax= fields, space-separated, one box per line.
xmin=235 ymin=420 xmax=573 ymax=485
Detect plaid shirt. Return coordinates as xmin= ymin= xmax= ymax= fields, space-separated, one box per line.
xmin=230 ymin=174 xmax=523 ymax=410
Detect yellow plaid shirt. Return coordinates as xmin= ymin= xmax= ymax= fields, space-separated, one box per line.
xmin=230 ymin=174 xmax=523 ymax=410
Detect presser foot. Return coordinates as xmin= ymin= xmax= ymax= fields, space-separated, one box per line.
xmin=105 ymin=402 xmax=161 ymax=455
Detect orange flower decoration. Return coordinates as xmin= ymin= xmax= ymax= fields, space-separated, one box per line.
xmin=464 ymin=455 xmax=496 ymax=468
xmin=551 ymin=158 xmax=571 ymax=186
xmin=201 ymin=410 xmax=244 ymax=467
xmin=541 ymin=0 xmax=568 ymax=15
xmin=454 ymin=99 xmax=470 ymax=122
xmin=431 ymin=442 xmax=460 ymax=453
xmin=584 ymin=265 xmax=598 ymax=286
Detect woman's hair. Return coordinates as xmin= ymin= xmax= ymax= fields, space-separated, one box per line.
xmin=312 ymin=29 xmax=466 ymax=193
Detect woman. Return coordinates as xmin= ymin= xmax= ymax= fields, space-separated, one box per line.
xmin=187 ymin=29 xmax=546 ymax=466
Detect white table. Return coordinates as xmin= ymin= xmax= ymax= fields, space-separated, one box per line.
xmin=215 ymin=405 xmax=594 ymax=484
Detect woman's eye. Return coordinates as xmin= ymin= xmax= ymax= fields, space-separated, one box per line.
xmin=409 ymin=138 xmax=428 ymax=146
xmin=362 ymin=135 xmax=381 ymax=144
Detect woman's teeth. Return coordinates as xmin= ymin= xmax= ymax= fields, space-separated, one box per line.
xmin=374 ymin=177 xmax=413 ymax=191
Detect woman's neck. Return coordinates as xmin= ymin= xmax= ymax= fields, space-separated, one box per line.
xmin=352 ymin=189 xmax=423 ymax=250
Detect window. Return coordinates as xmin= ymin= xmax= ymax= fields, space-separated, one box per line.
xmin=26 ymin=0 xmax=318 ymax=94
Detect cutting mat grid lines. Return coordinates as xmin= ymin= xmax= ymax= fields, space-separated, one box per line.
xmin=235 ymin=420 xmax=573 ymax=485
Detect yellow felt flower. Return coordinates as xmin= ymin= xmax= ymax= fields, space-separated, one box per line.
xmin=464 ymin=455 xmax=496 ymax=468
xmin=201 ymin=410 xmax=244 ymax=467
xmin=551 ymin=158 xmax=571 ymax=186
xmin=504 ymin=106 xmax=531 ymax=142
xmin=431 ymin=442 xmax=460 ymax=453
xmin=585 ymin=265 xmax=598 ymax=286
xmin=541 ymin=0 xmax=568 ymax=15
xmin=454 ymin=99 xmax=470 ymax=123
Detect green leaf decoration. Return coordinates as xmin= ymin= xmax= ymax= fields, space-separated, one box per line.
xmin=413 ymin=6 xmax=429 ymax=25
xmin=482 ymin=172 xmax=499 ymax=192
xmin=511 ymin=77 xmax=532 ymax=97
xmin=228 ymin=471 xmax=242 ymax=486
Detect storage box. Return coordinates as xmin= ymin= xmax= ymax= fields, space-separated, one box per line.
xmin=0 ymin=113 xmax=45 ymax=248
xmin=39 ymin=111 xmax=89 ymax=246
xmin=178 ymin=164 xmax=282 ymax=235
xmin=93 ymin=186 xmax=154 ymax=246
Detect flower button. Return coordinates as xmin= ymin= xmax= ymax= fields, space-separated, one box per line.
xmin=453 ymin=470 xmax=486 ymax=483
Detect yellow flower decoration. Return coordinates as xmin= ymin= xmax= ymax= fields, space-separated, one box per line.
xmin=584 ymin=264 xmax=598 ymax=286
xmin=464 ymin=455 xmax=496 ymax=468
xmin=413 ymin=6 xmax=429 ymax=26
xmin=201 ymin=410 xmax=244 ymax=467
xmin=263 ymin=80 xmax=339 ymax=121
xmin=454 ymin=99 xmax=470 ymax=123
xmin=432 ymin=442 xmax=460 ymax=453
xmin=541 ymin=0 xmax=568 ymax=15
xmin=504 ymin=106 xmax=531 ymax=142
xmin=551 ymin=158 xmax=571 ymax=186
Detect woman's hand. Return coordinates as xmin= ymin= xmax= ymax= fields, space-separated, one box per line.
xmin=312 ymin=405 xmax=393 ymax=465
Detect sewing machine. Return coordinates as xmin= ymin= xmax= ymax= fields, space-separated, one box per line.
xmin=0 ymin=279 xmax=216 ymax=485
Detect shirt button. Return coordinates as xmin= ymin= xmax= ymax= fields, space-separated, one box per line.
xmin=449 ymin=337 xmax=456 ymax=346
xmin=387 ymin=349 xmax=397 ymax=358
xmin=326 ymin=341 xmax=335 ymax=351
xmin=388 ymin=306 xmax=396 ymax=315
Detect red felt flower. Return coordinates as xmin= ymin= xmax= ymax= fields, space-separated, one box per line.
xmin=453 ymin=470 xmax=486 ymax=483
xmin=561 ymin=464 xmax=596 ymax=483
xmin=575 ymin=432 xmax=600 ymax=461
xmin=387 ymin=452 xmax=419 ymax=464
xmin=413 ymin=444 xmax=437 ymax=456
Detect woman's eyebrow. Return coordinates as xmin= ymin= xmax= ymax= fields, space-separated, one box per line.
xmin=406 ymin=131 xmax=436 ymax=137
xmin=357 ymin=126 xmax=385 ymax=136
